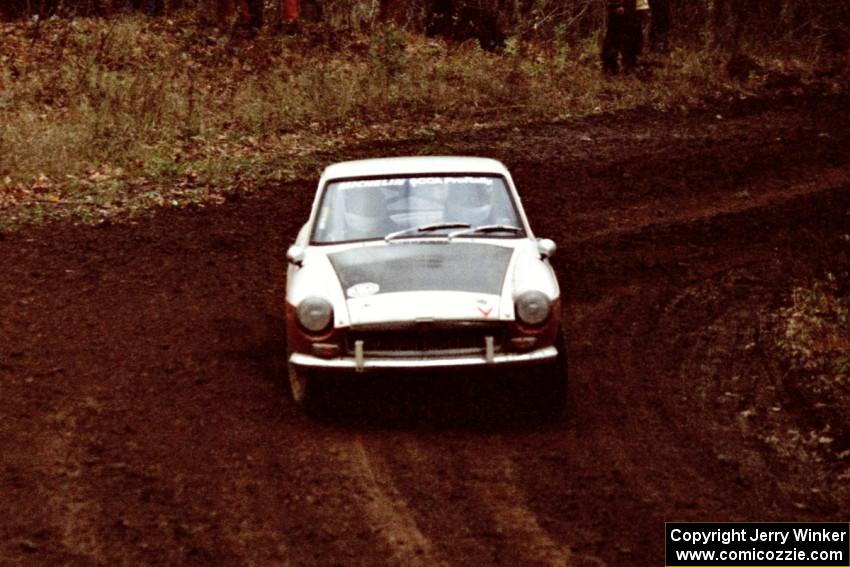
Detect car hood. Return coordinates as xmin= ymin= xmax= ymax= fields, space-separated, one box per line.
xmin=327 ymin=242 xmax=512 ymax=326
xmin=328 ymin=242 xmax=513 ymax=296
xmin=286 ymin=239 xmax=559 ymax=328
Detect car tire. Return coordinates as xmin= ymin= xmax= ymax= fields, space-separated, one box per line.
xmin=538 ymin=328 xmax=568 ymax=419
xmin=288 ymin=362 xmax=324 ymax=414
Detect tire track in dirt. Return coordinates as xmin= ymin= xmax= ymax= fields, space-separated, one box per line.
xmin=213 ymin=424 xmax=442 ymax=566
xmin=381 ymin=437 xmax=520 ymax=566
xmin=362 ymin=435 xmax=600 ymax=567
xmin=569 ymin=285 xmax=717 ymax=508
xmin=565 ymin=167 xmax=850 ymax=243
xmin=38 ymin=399 xmax=107 ymax=564
xmin=331 ymin=437 xmax=443 ymax=567
xmin=461 ymin=449 xmax=576 ymax=567
xmin=214 ymin=473 xmax=292 ymax=566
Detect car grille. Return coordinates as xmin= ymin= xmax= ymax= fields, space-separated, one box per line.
xmin=346 ymin=324 xmax=504 ymax=357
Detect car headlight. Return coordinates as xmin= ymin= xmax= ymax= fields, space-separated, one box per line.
xmin=297 ymin=297 xmax=333 ymax=333
xmin=515 ymin=290 xmax=551 ymax=326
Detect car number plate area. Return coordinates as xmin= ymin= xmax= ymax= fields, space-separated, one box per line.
xmin=346 ymin=326 xmax=504 ymax=357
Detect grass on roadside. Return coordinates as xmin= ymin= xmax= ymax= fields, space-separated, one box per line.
xmin=772 ymin=264 xmax=850 ymax=457
xmin=1 ymin=15 xmax=847 ymax=229
xmin=777 ymin=272 xmax=850 ymax=379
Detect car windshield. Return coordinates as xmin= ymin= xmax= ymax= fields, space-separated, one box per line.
xmin=311 ymin=175 xmax=524 ymax=243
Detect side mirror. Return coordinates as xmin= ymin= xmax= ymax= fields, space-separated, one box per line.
xmin=537 ymin=238 xmax=556 ymax=259
xmin=286 ymin=245 xmax=305 ymax=267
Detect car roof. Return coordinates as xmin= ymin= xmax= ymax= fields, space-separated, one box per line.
xmin=321 ymin=156 xmax=510 ymax=180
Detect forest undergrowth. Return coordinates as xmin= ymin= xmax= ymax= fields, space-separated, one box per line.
xmin=0 ymin=14 xmax=847 ymax=228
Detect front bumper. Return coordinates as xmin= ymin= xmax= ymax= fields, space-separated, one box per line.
xmin=289 ymin=346 xmax=558 ymax=373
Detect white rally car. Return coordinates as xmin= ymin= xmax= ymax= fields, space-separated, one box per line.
xmin=285 ymin=156 xmax=566 ymax=413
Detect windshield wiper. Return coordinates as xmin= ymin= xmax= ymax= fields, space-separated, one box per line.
xmin=385 ymin=222 xmax=471 ymax=242
xmin=447 ymin=224 xmax=523 ymax=240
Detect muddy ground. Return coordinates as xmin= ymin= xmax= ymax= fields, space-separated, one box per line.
xmin=1 ymin=93 xmax=849 ymax=566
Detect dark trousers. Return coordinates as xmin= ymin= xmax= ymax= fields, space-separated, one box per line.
xmin=649 ymin=0 xmax=671 ymax=52
xmin=602 ymin=5 xmax=642 ymax=73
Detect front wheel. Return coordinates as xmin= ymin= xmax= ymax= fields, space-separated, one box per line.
xmin=537 ymin=329 xmax=568 ymax=418
xmin=288 ymin=363 xmax=324 ymax=414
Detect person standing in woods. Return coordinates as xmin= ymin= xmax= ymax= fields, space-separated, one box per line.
xmin=601 ymin=0 xmax=641 ymax=74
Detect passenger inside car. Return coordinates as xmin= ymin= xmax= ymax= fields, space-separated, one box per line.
xmin=445 ymin=184 xmax=495 ymax=225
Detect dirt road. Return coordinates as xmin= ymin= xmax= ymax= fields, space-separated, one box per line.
xmin=1 ymin=94 xmax=849 ymax=566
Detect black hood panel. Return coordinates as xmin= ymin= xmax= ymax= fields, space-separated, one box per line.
xmin=328 ymin=242 xmax=513 ymax=296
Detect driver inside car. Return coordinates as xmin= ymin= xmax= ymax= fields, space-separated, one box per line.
xmin=343 ymin=186 xmax=396 ymax=240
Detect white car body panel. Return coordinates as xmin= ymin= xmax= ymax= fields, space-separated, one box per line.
xmin=346 ymin=291 xmax=503 ymax=326
xmin=287 ymin=248 xmax=352 ymax=327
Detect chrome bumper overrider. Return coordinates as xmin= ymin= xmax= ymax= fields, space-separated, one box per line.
xmin=289 ymin=346 xmax=558 ymax=372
